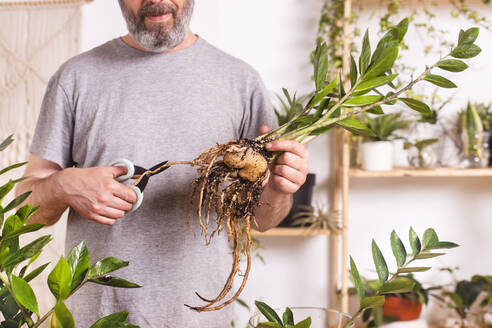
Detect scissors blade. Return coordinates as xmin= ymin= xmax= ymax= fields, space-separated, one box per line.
xmin=135 ymin=161 xmax=170 ymax=192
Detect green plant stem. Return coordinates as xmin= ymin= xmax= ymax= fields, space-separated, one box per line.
xmin=0 ymin=273 xmax=34 ymax=328
xmin=270 ymin=52 xmax=450 ymax=144
xmin=344 ymin=308 xmax=363 ymax=328
xmin=31 ymin=309 xmax=54 ymax=328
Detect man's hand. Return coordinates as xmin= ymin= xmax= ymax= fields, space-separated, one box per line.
xmin=260 ymin=125 xmax=309 ymax=194
xmin=56 ymin=166 xmax=137 ymax=225
xmin=253 ymin=126 xmax=310 ymax=231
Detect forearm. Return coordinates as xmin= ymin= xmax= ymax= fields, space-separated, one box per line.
xmin=16 ymin=171 xmax=68 ymax=225
xmin=253 ymin=184 xmax=293 ymax=232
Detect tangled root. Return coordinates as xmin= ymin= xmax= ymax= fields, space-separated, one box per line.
xmin=185 ymin=139 xmax=269 ymax=311
xmin=134 ymin=139 xmax=270 ymax=312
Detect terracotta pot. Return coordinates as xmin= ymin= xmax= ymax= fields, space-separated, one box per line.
xmin=382 ymin=295 xmax=422 ymax=321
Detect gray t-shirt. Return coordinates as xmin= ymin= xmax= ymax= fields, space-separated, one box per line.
xmin=30 ymin=36 xmax=275 ymax=328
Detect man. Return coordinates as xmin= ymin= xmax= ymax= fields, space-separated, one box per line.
xmin=16 ymin=0 xmax=309 ymax=327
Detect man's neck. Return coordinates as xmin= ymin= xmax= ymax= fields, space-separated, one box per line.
xmin=121 ymin=30 xmax=198 ymax=53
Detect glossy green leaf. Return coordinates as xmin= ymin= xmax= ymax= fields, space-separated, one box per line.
xmin=11 ymin=275 xmax=38 ymax=316
xmin=414 ymin=252 xmax=445 ymax=259
xmin=422 ymin=228 xmax=439 ymax=248
xmin=314 ymin=41 xmax=329 ymax=91
xmin=350 ymin=256 xmax=365 ymax=301
xmin=24 ymin=262 xmax=50 ymax=282
xmin=338 ymin=71 xmax=345 ymax=98
xmin=90 ymin=312 xmax=129 ymax=328
xmin=255 ymin=301 xmax=282 ymax=324
xmin=294 ymin=317 xmax=311 ymax=328
xmin=4 ymin=191 xmax=31 ymax=213
xmin=428 ymin=241 xmax=459 ymax=249
xmin=359 ymin=30 xmax=371 ymax=75
xmin=451 ymin=44 xmax=482 ymax=58
xmin=256 ymin=323 xmax=283 ymax=328
xmin=390 ymin=230 xmax=407 ymax=268
xmin=399 ymin=98 xmax=431 ymax=114
xmin=368 ymin=106 xmax=384 ymax=115
xmin=67 ymin=241 xmax=90 ymax=291
xmin=89 ymin=276 xmax=141 ymax=288
xmin=365 ymin=46 xmax=399 ymax=79
xmin=3 ymin=224 xmax=44 ymax=242
xmin=343 ymin=95 xmax=383 ymax=107
xmin=48 ymin=257 xmax=72 ymax=301
xmin=19 ymin=250 xmax=41 ymax=278
xmin=2 ymin=235 xmax=51 ymax=268
xmin=437 ymin=59 xmax=469 ymax=72
xmin=409 ymin=227 xmax=421 ymax=256
xmin=350 ymin=55 xmax=358 ymax=87
xmin=54 ymin=301 xmax=75 ymax=328
xmin=458 ymin=27 xmax=479 ymax=45
xmin=360 ymin=296 xmax=386 ymax=309
xmin=87 ymin=257 xmax=129 ymax=278
xmin=372 ymin=240 xmax=388 ymax=283
xmin=423 ymin=74 xmax=457 ymax=88
xmin=379 ymin=277 xmax=415 ymax=294
xmin=384 ymin=92 xmax=397 ymax=105
xmin=0 ymin=135 xmax=14 ymax=152
xmin=16 ymin=204 xmax=39 ymax=223
xmin=336 ymin=117 xmax=376 ymax=137
xmin=0 ymin=162 xmax=27 ymax=176
xmin=355 ymin=74 xmax=398 ymax=93
xmin=307 ymin=78 xmax=337 ymax=109
xmin=0 ymin=180 xmax=15 ymax=204
xmin=282 ymin=307 xmax=294 ymax=326
xmin=397 ymin=267 xmax=431 ymax=273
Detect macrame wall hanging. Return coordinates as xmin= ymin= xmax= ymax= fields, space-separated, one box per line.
xmin=0 ymin=0 xmax=92 ymax=168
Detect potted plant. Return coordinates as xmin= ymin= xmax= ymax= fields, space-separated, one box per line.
xmin=474 ymin=102 xmax=492 ymax=166
xmin=458 ymin=103 xmax=488 ymax=168
xmin=0 ymin=135 xmax=140 ymax=328
xmin=290 ymin=204 xmax=342 ymax=234
xmin=360 ymin=113 xmax=413 ymax=171
xmin=403 ymin=138 xmax=439 ymax=169
xmin=436 ymin=273 xmax=492 ymax=327
xmin=249 ymin=227 xmax=458 ymax=328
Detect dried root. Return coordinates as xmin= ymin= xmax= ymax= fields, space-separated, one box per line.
xmin=135 ymin=139 xmax=270 ymax=312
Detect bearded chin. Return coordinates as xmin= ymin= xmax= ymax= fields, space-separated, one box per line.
xmin=119 ymin=0 xmax=194 ymax=52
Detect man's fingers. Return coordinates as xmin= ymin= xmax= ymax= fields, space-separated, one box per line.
xmin=259 ymin=125 xmax=271 ymax=134
xmin=270 ymin=174 xmax=298 ymax=194
xmin=87 ymin=214 xmax=118 ymax=226
xmin=272 ymin=164 xmax=306 ymax=186
xmin=110 ymin=165 xmax=129 ymax=179
xmin=274 ymin=152 xmax=309 ymax=175
xmin=111 ymin=182 xmax=138 ymax=203
xmin=265 ymin=140 xmax=309 ymax=160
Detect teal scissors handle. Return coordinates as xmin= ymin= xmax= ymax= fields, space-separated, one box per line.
xmin=109 ymin=158 xmax=143 ymax=213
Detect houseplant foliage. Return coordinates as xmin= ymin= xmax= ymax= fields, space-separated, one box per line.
xmin=458 ymin=102 xmax=488 ymax=167
xmin=403 ymin=138 xmax=439 ymax=168
xmin=253 ymin=227 xmax=458 ymax=327
xmin=0 ymin=135 xmax=140 ymax=328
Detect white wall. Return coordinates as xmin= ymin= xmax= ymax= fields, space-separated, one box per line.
xmin=81 ymin=1 xmax=492 ymax=326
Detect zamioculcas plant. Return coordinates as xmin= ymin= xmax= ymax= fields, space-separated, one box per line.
xmin=0 ymin=135 xmax=140 ymax=328
xmin=253 ymin=227 xmax=459 ymax=328
xmin=362 ymin=113 xmax=413 ymax=142
xmin=131 ymin=19 xmax=480 ymax=311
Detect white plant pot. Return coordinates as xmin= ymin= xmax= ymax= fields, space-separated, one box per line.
xmin=361 ymin=141 xmax=393 ymax=171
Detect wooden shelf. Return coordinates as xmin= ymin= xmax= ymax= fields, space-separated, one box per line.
xmin=349 ymin=167 xmax=492 ymax=178
xmin=252 ymin=227 xmax=332 ymax=237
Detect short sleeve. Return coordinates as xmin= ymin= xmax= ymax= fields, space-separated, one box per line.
xmin=239 ymin=71 xmax=277 ymax=140
xmin=30 ymin=74 xmax=75 ymax=169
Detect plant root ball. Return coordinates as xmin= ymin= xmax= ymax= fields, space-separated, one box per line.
xmin=223 ymin=146 xmax=268 ymax=182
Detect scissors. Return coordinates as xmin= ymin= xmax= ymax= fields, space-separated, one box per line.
xmin=109 ymin=158 xmax=170 ymax=213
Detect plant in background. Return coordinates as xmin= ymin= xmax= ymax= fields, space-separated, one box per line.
xmin=352 ymin=273 xmax=443 ymax=327
xmin=0 ymin=135 xmax=140 ymax=328
xmin=291 ymin=204 xmax=342 ymax=234
xmin=438 ymin=273 xmax=492 ymax=327
xmin=458 ymin=102 xmax=488 ymax=167
xmin=252 ymin=227 xmax=458 ymax=327
xmin=474 ymin=102 xmax=492 ymax=132
xmin=403 ymin=138 xmax=439 ymax=168
xmin=362 ymin=113 xmax=412 ymax=142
